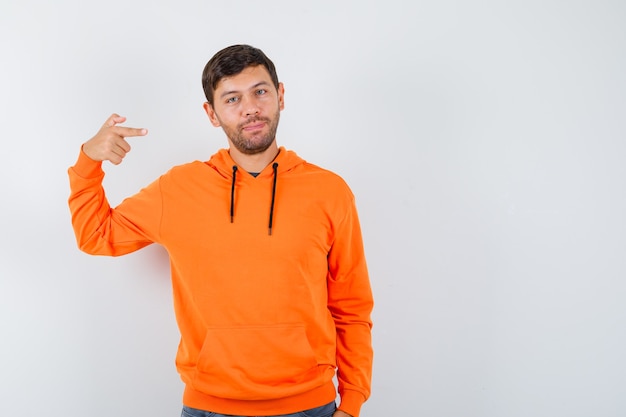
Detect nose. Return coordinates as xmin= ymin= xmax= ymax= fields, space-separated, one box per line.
xmin=245 ymin=106 xmax=259 ymax=117
xmin=241 ymin=95 xmax=260 ymax=117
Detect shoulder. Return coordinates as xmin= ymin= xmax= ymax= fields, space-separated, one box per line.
xmin=162 ymin=160 xmax=208 ymax=176
xmin=157 ymin=161 xmax=211 ymax=187
xmin=297 ymin=161 xmax=354 ymax=197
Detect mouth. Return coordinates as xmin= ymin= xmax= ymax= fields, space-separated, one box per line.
xmin=241 ymin=119 xmax=266 ymax=132
xmin=242 ymin=121 xmax=266 ymax=131
xmin=243 ymin=123 xmax=265 ymax=131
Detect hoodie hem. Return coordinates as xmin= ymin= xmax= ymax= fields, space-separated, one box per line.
xmin=182 ymin=380 xmax=337 ymax=416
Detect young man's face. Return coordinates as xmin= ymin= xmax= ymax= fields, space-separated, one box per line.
xmin=204 ymin=65 xmax=285 ymax=155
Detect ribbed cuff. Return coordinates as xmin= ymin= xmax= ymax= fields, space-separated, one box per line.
xmin=71 ymin=146 xmax=104 ymax=179
xmin=338 ymin=390 xmax=366 ymax=417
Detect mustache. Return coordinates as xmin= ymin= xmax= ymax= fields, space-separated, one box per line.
xmin=239 ymin=117 xmax=271 ymax=128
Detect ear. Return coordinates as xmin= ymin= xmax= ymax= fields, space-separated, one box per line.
xmin=203 ymin=102 xmax=221 ymax=127
xmin=278 ymin=82 xmax=285 ymax=111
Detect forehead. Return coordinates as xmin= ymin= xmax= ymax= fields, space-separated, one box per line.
xmin=215 ymin=65 xmax=273 ymax=92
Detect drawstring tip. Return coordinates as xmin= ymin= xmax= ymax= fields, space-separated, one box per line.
xmin=268 ymin=227 xmax=272 ymax=236
xmin=230 ymin=216 xmax=234 ymax=223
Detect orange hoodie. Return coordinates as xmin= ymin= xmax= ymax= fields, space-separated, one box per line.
xmin=68 ymin=146 xmax=373 ymax=416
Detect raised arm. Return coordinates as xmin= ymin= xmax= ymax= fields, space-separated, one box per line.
xmin=68 ymin=114 xmax=160 ymax=256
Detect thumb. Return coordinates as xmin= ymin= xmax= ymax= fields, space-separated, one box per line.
xmin=104 ymin=113 xmax=127 ymax=128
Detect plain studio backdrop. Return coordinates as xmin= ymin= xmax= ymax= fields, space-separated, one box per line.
xmin=1 ymin=1 xmax=625 ymax=416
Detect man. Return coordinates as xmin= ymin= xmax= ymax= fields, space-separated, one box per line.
xmin=68 ymin=44 xmax=373 ymax=417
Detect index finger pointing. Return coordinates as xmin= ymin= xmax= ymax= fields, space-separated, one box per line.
xmin=113 ymin=126 xmax=148 ymax=138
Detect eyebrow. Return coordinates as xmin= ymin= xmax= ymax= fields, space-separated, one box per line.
xmin=219 ymin=81 xmax=271 ymax=99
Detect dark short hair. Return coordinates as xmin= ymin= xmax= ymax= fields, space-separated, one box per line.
xmin=202 ymin=44 xmax=279 ymax=106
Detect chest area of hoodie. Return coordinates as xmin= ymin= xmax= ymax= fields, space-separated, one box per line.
xmin=157 ymin=172 xmax=345 ymax=312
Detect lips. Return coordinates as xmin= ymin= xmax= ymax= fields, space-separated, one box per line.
xmin=242 ymin=122 xmax=265 ymax=131
xmin=241 ymin=118 xmax=268 ymax=132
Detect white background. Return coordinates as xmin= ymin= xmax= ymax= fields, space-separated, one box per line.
xmin=1 ymin=1 xmax=625 ymax=416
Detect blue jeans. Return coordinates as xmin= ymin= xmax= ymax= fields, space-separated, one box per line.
xmin=181 ymin=401 xmax=336 ymax=417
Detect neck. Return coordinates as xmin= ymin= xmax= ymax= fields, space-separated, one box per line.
xmin=228 ymin=142 xmax=279 ymax=173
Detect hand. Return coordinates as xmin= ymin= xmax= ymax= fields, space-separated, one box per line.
xmin=333 ymin=410 xmax=352 ymax=417
xmin=83 ymin=114 xmax=148 ymax=165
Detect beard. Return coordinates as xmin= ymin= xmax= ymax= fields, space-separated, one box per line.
xmin=221 ymin=111 xmax=280 ymax=155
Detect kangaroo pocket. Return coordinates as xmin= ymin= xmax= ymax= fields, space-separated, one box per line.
xmin=192 ymin=324 xmax=323 ymax=400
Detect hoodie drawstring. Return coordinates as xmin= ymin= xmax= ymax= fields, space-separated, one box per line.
xmin=268 ymin=162 xmax=278 ymax=235
xmin=230 ymin=165 xmax=238 ymax=223
xmin=229 ymin=163 xmax=279 ymax=235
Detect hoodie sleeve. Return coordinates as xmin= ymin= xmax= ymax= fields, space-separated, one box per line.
xmin=67 ymin=148 xmax=162 ymax=256
xmin=327 ymin=195 xmax=374 ymax=417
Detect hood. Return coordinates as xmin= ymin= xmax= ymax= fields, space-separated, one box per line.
xmin=205 ymin=146 xmax=306 ymax=235
xmin=206 ymin=146 xmax=305 ymax=179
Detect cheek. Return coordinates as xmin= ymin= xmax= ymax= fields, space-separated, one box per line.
xmin=211 ymin=107 xmax=236 ymax=128
xmin=221 ymin=112 xmax=238 ymax=126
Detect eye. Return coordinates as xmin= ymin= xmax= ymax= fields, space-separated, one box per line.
xmin=256 ymin=89 xmax=267 ymax=96
xmin=226 ymin=96 xmax=239 ymax=104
